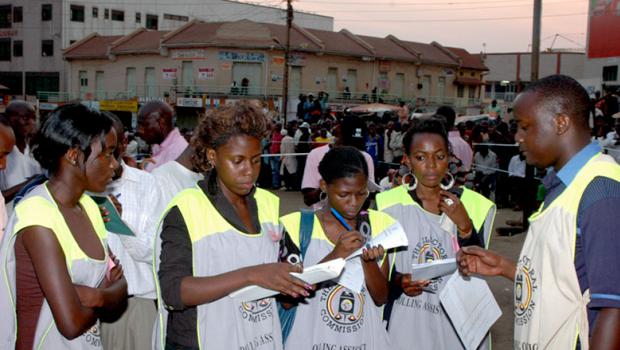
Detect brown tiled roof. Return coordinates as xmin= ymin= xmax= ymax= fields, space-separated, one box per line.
xmin=446 ymin=47 xmax=488 ymax=70
xmin=357 ymin=35 xmax=417 ymax=62
xmin=112 ymin=30 xmax=168 ymax=55
xmin=162 ymin=20 xmax=275 ymax=49
xmin=64 ymin=35 xmax=123 ymax=59
xmin=401 ymin=41 xmax=457 ymax=66
xmin=305 ymin=28 xmax=374 ymax=57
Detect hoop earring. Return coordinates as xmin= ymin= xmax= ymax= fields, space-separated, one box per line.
xmin=319 ymin=191 xmax=327 ymax=202
xmin=440 ymin=172 xmax=455 ymax=191
xmin=402 ymin=172 xmax=417 ymax=191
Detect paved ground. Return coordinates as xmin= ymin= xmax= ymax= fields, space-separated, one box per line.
xmin=273 ymin=189 xmax=528 ymax=349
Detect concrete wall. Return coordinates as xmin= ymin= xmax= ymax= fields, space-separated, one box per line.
xmin=67 ymin=49 xmax=463 ymax=104
xmin=584 ymin=56 xmax=620 ymax=88
xmin=484 ymin=52 xmax=585 ymax=83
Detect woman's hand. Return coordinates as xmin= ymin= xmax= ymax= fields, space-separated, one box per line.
xmin=400 ymin=273 xmax=430 ymax=297
xmin=361 ymin=244 xmax=384 ymax=263
xmin=332 ymin=230 xmax=365 ymax=259
xmin=249 ymin=263 xmax=312 ymax=298
xmin=439 ymin=190 xmax=473 ymax=237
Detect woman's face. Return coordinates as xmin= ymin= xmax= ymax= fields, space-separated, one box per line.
xmin=211 ymin=134 xmax=262 ymax=197
xmin=406 ymin=133 xmax=449 ymax=189
xmin=85 ymin=129 xmax=118 ymax=193
xmin=322 ymin=173 xmax=369 ymax=220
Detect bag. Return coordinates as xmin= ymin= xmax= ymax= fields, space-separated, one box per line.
xmin=278 ymin=209 xmax=314 ymax=343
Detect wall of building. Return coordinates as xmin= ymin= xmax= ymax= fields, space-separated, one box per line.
xmin=484 ymin=52 xmax=585 ymax=83
xmin=0 ymin=0 xmax=333 ymax=98
xmin=66 ymin=48 xmax=464 ymax=105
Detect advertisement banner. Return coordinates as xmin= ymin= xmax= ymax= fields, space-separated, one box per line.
xmin=100 ymin=100 xmax=138 ymax=112
xmin=588 ymin=0 xmax=620 ymax=58
xmin=198 ymin=67 xmax=215 ymax=80
xmin=162 ymin=68 xmax=177 ymax=80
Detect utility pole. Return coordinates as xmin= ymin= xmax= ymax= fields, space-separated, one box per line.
xmin=523 ymin=0 xmax=542 ymax=231
xmin=282 ymin=0 xmax=293 ymax=124
xmin=530 ymin=0 xmax=542 ymax=81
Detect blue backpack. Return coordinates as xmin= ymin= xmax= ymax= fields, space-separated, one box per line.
xmin=278 ymin=209 xmax=314 ymax=343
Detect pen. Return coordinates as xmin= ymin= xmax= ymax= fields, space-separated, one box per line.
xmin=330 ymin=207 xmax=352 ymax=231
xmin=114 ymin=193 xmax=121 ymax=199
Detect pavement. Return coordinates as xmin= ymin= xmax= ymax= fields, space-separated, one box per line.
xmin=273 ymin=189 xmax=528 ymax=349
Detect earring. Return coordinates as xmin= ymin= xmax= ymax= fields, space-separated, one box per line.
xmin=440 ymin=172 xmax=455 ymax=191
xmin=65 ymin=155 xmax=77 ymax=166
xmin=319 ymin=191 xmax=327 ymax=202
xmin=402 ymin=172 xmax=418 ymax=191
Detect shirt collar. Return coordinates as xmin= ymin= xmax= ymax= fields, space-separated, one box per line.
xmin=154 ymin=128 xmax=184 ymax=156
xmin=556 ymin=141 xmax=601 ymax=186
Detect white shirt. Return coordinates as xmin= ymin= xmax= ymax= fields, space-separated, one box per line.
xmin=151 ymin=160 xmax=204 ymax=207
xmin=448 ymin=131 xmax=473 ymax=171
xmin=508 ymin=155 xmax=526 ymax=178
xmin=474 ymin=150 xmax=498 ymax=175
xmin=0 ymin=145 xmax=41 ymax=190
xmin=301 ymin=144 xmax=375 ymax=190
xmin=99 ymin=163 xmax=163 ymax=298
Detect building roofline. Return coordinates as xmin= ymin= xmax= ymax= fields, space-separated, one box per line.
xmin=431 ymin=41 xmax=461 ymax=64
xmin=339 ymin=29 xmax=375 ymax=56
xmin=63 ymin=32 xmax=100 ymax=55
xmin=292 ymin=23 xmax=325 ymax=50
xmin=109 ymin=27 xmax=147 ymax=50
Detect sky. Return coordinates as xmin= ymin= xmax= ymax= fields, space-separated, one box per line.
xmin=284 ymin=0 xmax=589 ymax=53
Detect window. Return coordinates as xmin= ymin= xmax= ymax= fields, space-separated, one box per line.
xmin=0 ymin=38 xmax=10 ymax=61
xmin=26 ymin=72 xmax=59 ymax=95
xmin=13 ymin=40 xmax=22 ymax=57
xmin=41 ymin=40 xmax=53 ymax=56
xmin=70 ymin=5 xmax=85 ymax=22
xmin=13 ymin=6 xmax=23 ymax=23
xmin=0 ymin=5 xmax=11 ymax=28
xmin=457 ymin=85 xmax=464 ymax=98
xmin=135 ymin=12 xmax=141 ymax=23
xmin=69 ymin=40 xmax=76 ymax=45
xmin=468 ymin=86 xmax=476 ymax=99
xmin=92 ymin=7 xmax=98 ymax=18
xmin=79 ymin=71 xmax=88 ymax=87
xmin=603 ymin=65 xmax=618 ymax=82
xmin=104 ymin=9 xmax=109 ymax=20
xmin=146 ymin=14 xmax=158 ymax=29
xmin=42 ymin=4 xmax=52 ymax=21
xmin=126 ymin=68 xmax=136 ymax=97
xmin=163 ymin=13 xmax=189 ymax=22
xmin=111 ymin=10 xmax=124 ymax=22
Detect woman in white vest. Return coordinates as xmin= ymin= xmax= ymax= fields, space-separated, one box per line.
xmin=0 ymin=104 xmax=128 ymax=349
xmin=280 ymin=146 xmax=399 ymax=350
xmin=154 ymin=102 xmax=312 ymax=350
xmin=458 ymin=75 xmax=620 ymax=349
xmin=376 ymin=116 xmax=495 ymax=350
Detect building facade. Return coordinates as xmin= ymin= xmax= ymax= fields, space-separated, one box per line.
xmin=0 ymin=0 xmax=333 ymax=98
xmin=480 ymin=51 xmax=585 ymax=102
xmin=63 ymin=19 xmax=487 ymax=123
xmin=584 ymin=0 xmax=620 ymax=93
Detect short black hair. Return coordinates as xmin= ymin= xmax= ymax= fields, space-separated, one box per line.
xmin=436 ymin=106 xmax=456 ymax=130
xmin=318 ymin=146 xmax=368 ymax=184
xmin=33 ymin=104 xmax=113 ymax=175
xmin=402 ymin=115 xmax=450 ymax=155
xmin=522 ymin=74 xmax=590 ymax=129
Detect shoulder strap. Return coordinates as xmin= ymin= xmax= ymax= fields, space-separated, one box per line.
xmin=299 ymin=209 xmax=314 ymax=258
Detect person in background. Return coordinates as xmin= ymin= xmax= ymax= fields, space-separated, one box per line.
xmin=136 ymin=101 xmax=187 ymax=172
xmin=0 ymin=104 xmax=128 ymax=349
xmin=313 ymin=128 xmax=331 ymax=146
xmin=384 ymin=121 xmax=395 ymax=164
xmin=458 ymin=75 xmax=620 ymax=349
xmin=486 ymin=99 xmax=502 ymax=120
xmin=97 ymin=113 xmax=163 ymax=350
xmin=365 ymin=123 xmax=383 ymax=168
xmin=154 ymin=102 xmax=310 ymax=350
xmin=301 ymin=115 xmax=375 ymax=207
xmin=269 ymin=123 xmax=284 ymax=189
xmin=0 ymin=101 xmax=41 ymax=207
xmin=377 ymin=116 xmax=495 ymax=350
xmin=296 ymin=94 xmax=307 ymax=121
xmin=600 ymin=117 xmax=620 ymax=163
xmin=508 ymin=152 xmax=527 ymax=210
xmin=280 ymin=129 xmax=298 ymax=191
xmin=152 ymin=144 xmax=204 ymax=207
xmin=474 ymin=145 xmax=498 ymax=200
xmin=0 ymin=116 xmax=15 ymax=240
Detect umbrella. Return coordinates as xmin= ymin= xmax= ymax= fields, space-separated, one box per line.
xmin=347 ymin=103 xmax=402 ymax=114
xmin=0 ymin=84 xmax=8 ymax=90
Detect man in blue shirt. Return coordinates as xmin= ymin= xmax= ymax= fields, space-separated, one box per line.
xmin=457 ymin=75 xmax=620 ymax=349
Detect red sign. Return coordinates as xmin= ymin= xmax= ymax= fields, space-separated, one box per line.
xmin=588 ymin=0 xmax=620 ymax=58
xmin=0 ymin=30 xmax=17 ymax=38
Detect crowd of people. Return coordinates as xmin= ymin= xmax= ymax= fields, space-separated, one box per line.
xmin=0 ymin=74 xmax=618 ymax=350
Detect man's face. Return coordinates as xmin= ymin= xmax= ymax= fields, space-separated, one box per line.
xmin=513 ymin=92 xmax=560 ymax=169
xmin=9 ymin=107 xmax=36 ymax=140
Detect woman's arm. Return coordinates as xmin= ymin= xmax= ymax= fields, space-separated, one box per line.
xmin=22 ymin=226 xmax=98 ymax=340
xmin=159 ymin=207 xmax=310 ymax=309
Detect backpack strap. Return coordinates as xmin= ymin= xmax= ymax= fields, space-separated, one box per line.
xmin=299 ymin=209 xmax=314 ymax=258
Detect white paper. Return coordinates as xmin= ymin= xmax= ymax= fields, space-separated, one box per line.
xmin=346 ymin=223 xmax=409 ymax=260
xmin=229 ymin=258 xmax=346 ymax=302
xmin=412 ymin=258 xmax=457 ymax=281
xmin=439 ymin=272 xmax=502 ymax=350
xmin=337 ymin=223 xmax=409 ymax=293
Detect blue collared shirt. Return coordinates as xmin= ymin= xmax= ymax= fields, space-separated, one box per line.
xmin=540 ymin=142 xmax=620 ymax=334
